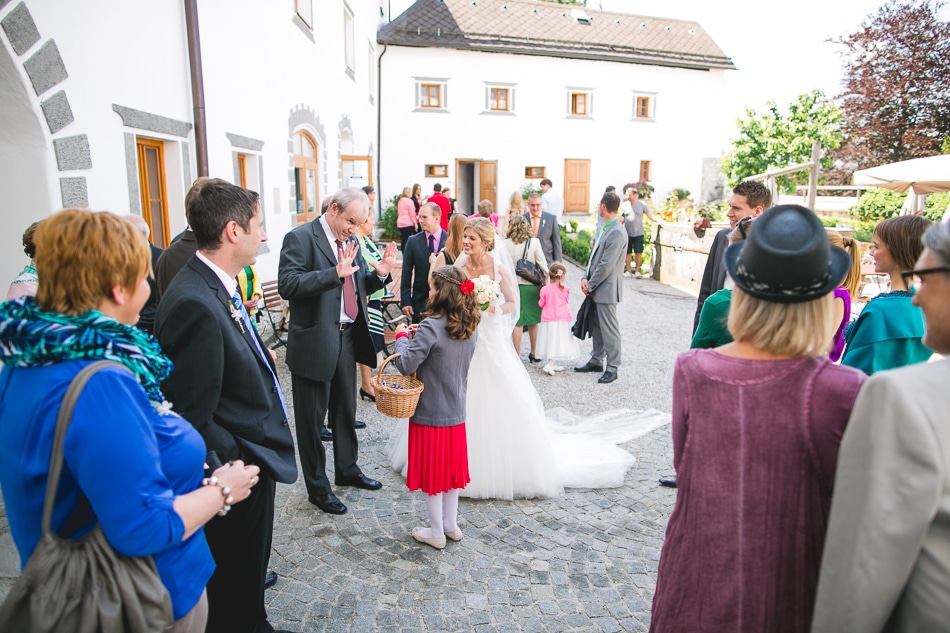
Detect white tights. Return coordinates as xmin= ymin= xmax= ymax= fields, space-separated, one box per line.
xmin=415 ymin=488 xmax=460 ymax=539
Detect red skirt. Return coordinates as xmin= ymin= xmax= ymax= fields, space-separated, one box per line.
xmin=406 ymin=421 xmax=470 ymax=495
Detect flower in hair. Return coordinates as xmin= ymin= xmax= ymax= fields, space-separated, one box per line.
xmin=459 ymin=279 xmax=475 ymax=295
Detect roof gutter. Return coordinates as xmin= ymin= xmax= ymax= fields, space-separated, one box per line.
xmin=376 ymin=42 xmax=387 ymax=217
xmin=184 ymin=0 xmax=209 ymax=177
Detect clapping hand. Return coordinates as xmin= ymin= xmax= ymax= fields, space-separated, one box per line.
xmin=373 ymin=242 xmax=399 ymax=278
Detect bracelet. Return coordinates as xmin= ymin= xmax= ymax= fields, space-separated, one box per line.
xmin=202 ymin=476 xmax=235 ymax=516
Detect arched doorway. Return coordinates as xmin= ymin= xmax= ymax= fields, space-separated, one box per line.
xmin=0 ymin=43 xmax=52 ymax=285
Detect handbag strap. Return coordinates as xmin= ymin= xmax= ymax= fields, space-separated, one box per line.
xmin=42 ymin=360 xmax=124 ymax=535
xmin=522 ymin=240 xmax=530 ymax=260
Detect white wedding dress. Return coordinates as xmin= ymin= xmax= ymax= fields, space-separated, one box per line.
xmin=384 ymin=245 xmax=670 ymax=500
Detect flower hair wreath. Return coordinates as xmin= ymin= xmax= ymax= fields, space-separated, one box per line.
xmin=433 ymin=270 xmax=474 ymax=295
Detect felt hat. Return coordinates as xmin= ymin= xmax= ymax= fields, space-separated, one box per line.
xmin=723 ymin=204 xmax=851 ymax=304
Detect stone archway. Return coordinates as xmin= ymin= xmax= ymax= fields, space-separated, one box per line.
xmin=0 ymin=40 xmax=50 ymax=283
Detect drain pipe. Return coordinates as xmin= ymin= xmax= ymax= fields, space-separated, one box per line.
xmin=184 ymin=0 xmax=209 ymax=177
xmin=376 ymin=43 xmax=387 ymax=217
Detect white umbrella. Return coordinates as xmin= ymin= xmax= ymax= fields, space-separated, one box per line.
xmin=853 ymin=155 xmax=950 ymax=195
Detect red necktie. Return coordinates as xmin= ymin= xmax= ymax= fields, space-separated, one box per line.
xmin=336 ymin=240 xmax=358 ymax=320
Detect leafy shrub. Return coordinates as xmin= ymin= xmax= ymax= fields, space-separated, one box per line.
xmin=925 ymin=192 xmax=949 ymax=222
xmin=850 ymin=188 xmax=905 ymax=228
xmin=569 ymin=219 xmax=579 ymax=233
xmin=379 ymin=195 xmax=400 ymax=240
xmin=521 ymin=183 xmax=542 ymax=200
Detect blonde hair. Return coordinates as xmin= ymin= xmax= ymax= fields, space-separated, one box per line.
xmin=35 ymin=209 xmax=151 ymax=316
xmin=401 ymin=187 xmax=411 ymax=198
xmin=826 ymin=228 xmax=862 ymax=297
xmin=507 ymin=191 xmax=523 ymax=214
xmin=505 ymin=215 xmax=531 ymax=244
xmin=728 ymin=288 xmax=836 ymax=358
xmin=465 ymin=217 xmax=496 ymax=251
xmin=477 ymin=199 xmax=493 ymax=218
xmin=548 ymin=262 xmax=567 ymax=284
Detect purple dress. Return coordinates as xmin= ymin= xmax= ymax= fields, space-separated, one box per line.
xmin=650 ymin=350 xmax=866 ymax=633
xmin=829 ymin=287 xmax=851 ymax=362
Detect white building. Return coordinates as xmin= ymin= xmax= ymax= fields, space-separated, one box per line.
xmin=0 ymin=0 xmax=383 ymax=282
xmin=377 ymin=0 xmax=735 ymax=217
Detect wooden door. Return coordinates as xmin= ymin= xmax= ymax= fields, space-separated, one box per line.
xmin=564 ymin=158 xmax=590 ymax=212
xmin=479 ymin=160 xmax=497 ymax=212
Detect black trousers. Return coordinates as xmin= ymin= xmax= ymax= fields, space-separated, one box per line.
xmin=291 ymin=327 xmax=361 ymax=497
xmin=399 ymin=226 xmax=415 ymax=253
xmin=204 ymin=473 xmax=275 ymax=633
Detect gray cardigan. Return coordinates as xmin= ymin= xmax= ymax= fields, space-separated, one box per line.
xmin=392 ymin=316 xmax=477 ymax=427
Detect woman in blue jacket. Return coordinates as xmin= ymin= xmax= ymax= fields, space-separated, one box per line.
xmin=0 ymin=209 xmax=260 ymax=632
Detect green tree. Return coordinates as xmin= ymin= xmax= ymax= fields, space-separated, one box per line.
xmin=722 ymin=90 xmax=843 ymax=191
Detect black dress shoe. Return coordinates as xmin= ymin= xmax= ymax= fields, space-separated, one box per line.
xmin=308 ymin=492 xmax=347 ymax=515
xmin=659 ymin=477 xmax=678 ymax=488
xmin=355 ymin=419 xmax=367 ymax=429
xmin=264 ymin=570 xmax=278 ymax=589
xmin=574 ymin=361 xmax=604 ymax=373
xmin=319 ymin=427 xmax=333 ymax=442
xmin=598 ymin=369 xmax=618 ymax=384
xmin=528 ymin=353 xmax=542 ymax=363
xmin=335 ymin=473 xmax=383 ymax=491
xmin=359 ymin=388 xmax=376 ymax=402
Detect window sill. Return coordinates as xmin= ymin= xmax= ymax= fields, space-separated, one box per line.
xmin=480 ymin=110 xmax=516 ymax=116
xmin=292 ymin=15 xmax=314 ymax=43
xmin=566 ymin=114 xmax=593 ymax=120
xmin=413 ymin=108 xmax=449 ymax=113
xmin=631 ymin=117 xmax=656 ymax=123
xmin=345 ymin=67 xmax=355 ymax=82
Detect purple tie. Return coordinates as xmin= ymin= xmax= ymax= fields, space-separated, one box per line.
xmin=428 ymin=233 xmax=435 ymax=255
xmin=336 ymin=240 xmax=358 ymax=320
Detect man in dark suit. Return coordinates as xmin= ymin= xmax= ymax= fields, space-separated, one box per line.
xmin=154 ymin=228 xmax=197 ymax=300
xmin=401 ymin=202 xmax=446 ymax=324
xmin=278 ymin=188 xmax=398 ymax=515
xmin=525 ymin=192 xmax=562 ymax=264
xmin=156 ymin=178 xmax=298 ymax=633
xmin=692 ymin=180 xmax=771 ymax=332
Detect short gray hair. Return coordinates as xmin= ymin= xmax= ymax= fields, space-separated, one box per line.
xmin=329 ymin=187 xmax=369 ymax=218
xmin=922 ymin=221 xmax=950 ymax=268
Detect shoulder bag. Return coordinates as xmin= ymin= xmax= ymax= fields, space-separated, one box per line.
xmin=515 ymin=240 xmax=544 ymax=285
xmin=0 ymin=360 xmax=174 ymax=633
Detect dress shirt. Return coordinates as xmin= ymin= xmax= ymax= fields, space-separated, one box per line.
xmin=425 ymin=228 xmax=443 ymax=255
xmin=196 ymin=251 xmax=238 ymax=298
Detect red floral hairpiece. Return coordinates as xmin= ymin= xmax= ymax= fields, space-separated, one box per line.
xmin=459 ymin=279 xmax=475 ymax=295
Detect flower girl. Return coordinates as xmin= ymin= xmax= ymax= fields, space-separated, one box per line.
xmin=391 ymin=266 xmax=481 ymax=549
xmin=537 ymin=262 xmax=578 ymax=375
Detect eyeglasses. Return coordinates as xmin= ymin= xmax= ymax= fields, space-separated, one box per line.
xmin=736 ymin=215 xmax=753 ymax=240
xmin=900 ymin=266 xmax=950 ymax=292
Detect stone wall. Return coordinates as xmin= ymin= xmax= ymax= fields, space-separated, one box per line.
xmin=651 ymin=221 xmax=729 ymax=293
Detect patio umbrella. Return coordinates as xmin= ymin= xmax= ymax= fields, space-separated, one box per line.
xmin=853 ymin=155 xmax=950 ymax=194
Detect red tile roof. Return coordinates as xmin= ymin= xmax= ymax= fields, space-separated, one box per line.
xmin=378 ymin=0 xmax=734 ymax=71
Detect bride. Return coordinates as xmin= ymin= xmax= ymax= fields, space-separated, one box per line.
xmin=386 ymin=217 xmax=669 ymax=499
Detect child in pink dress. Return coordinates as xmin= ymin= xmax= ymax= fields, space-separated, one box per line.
xmin=537 ymin=262 xmax=578 ymax=375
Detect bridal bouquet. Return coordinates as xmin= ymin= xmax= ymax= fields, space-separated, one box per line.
xmin=472 ymin=275 xmax=500 ymax=311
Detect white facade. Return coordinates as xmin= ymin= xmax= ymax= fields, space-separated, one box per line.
xmin=378 ymin=45 xmax=733 ymax=217
xmin=0 ymin=0 xmax=383 ymax=283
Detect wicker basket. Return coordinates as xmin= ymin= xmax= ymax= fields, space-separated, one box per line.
xmin=373 ymin=353 xmax=424 ymax=418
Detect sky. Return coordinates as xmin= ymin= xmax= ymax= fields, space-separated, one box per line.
xmin=387 ymin=0 xmax=948 ymax=125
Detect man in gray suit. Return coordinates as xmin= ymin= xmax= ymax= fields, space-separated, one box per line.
xmin=812 ymin=221 xmax=950 ymax=633
xmin=524 ymin=192 xmax=562 ymax=264
xmin=278 ymin=188 xmax=398 ymax=515
xmin=574 ymin=192 xmax=626 ymax=384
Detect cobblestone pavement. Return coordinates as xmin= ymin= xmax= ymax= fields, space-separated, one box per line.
xmin=0 ymin=262 xmax=696 ymax=632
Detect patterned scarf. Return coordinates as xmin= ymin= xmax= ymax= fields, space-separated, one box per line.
xmin=0 ymin=296 xmax=172 ymax=406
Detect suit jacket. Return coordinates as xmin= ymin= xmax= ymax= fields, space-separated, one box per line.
xmin=693 ymin=228 xmax=729 ymax=332
xmin=812 ymin=358 xmax=950 ymax=633
xmin=524 ymin=211 xmax=562 ymax=263
xmin=400 ymin=230 xmax=447 ymax=314
xmin=155 ymin=256 xmax=297 ymax=484
xmin=278 ymin=219 xmax=388 ymax=382
xmin=584 ymin=218 xmax=626 ymax=304
xmin=155 ymin=229 xmax=198 ymax=300
xmin=136 ymin=243 xmax=164 ymax=333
